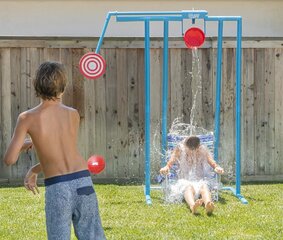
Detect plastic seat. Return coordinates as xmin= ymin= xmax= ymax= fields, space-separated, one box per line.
xmin=162 ymin=133 xmax=220 ymax=202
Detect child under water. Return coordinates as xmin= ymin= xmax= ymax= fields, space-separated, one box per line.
xmin=160 ymin=136 xmax=224 ymax=214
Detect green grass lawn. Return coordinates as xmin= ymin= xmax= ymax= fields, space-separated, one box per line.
xmin=0 ymin=183 xmax=282 ymax=240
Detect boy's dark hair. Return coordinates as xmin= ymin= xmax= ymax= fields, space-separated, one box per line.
xmin=34 ymin=62 xmax=67 ymax=100
xmin=184 ymin=136 xmax=200 ymax=150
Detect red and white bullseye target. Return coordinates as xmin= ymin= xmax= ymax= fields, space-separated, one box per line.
xmin=79 ymin=52 xmax=106 ymax=80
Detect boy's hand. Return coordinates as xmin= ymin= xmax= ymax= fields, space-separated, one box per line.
xmin=24 ymin=169 xmax=39 ymax=195
xmin=21 ymin=138 xmax=33 ymax=152
xmin=214 ymin=166 xmax=224 ymax=174
xmin=160 ymin=166 xmax=170 ymax=175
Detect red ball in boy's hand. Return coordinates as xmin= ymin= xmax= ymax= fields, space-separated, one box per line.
xmin=87 ymin=155 xmax=106 ymax=174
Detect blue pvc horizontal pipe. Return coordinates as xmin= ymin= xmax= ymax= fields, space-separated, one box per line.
xmin=116 ymin=16 xmax=183 ymax=22
xmin=110 ymin=10 xmax=207 ymax=17
xmin=205 ymin=16 xmax=242 ymax=21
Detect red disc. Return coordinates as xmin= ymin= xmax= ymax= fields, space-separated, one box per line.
xmin=87 ymin=155 xmax=106 ymax=174
xmin=79 ymin=52 xmax=106 ymax=80
xmin=183 ymin=27 xmax=205 ymax=49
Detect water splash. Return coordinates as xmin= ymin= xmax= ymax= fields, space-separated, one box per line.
xmin=153 ymin=48 xmax=220 ymax=203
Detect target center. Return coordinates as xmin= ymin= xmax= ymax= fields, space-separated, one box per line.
xmin=88 ymin=61 xmax=97 ymax=70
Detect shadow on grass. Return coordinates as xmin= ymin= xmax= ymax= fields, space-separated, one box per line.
xmin=220 ymin=191 xmax=264 ymax=202
xmin=242 ymin=196 xmax=263 ymax=202
xmin=218 ymin=196 xmax=227 ymax=205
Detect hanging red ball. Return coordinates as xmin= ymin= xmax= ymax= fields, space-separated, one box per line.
xmin=183 ymin=27 xmax=205 ymax=49
xmin=87 ymin=155 xmax=106 ymax=174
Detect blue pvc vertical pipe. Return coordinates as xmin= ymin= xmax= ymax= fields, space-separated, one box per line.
xmin=144 ymin=20 xmax=151 ymax=199
xmin=235 ymin=18 xmax=242 ymax=195
xmin=214 ymin=20 xmax=223 ymax=163
xmin=161 ymin=20 xmax=169 ymax=167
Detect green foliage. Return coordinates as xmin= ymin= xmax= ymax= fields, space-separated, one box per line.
xmin=0 ymin=184 xmax=282 ymax=240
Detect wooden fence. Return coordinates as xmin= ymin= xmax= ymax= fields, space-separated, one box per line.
xmin=0 ymin=37 xmax=282 ymax=183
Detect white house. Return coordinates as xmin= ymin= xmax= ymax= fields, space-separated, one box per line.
xmin=0 ymin=0 xmax=282 ymax=37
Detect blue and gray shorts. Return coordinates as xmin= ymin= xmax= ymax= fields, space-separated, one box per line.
xmin=44 ymin=170 xmax=106 ymax=240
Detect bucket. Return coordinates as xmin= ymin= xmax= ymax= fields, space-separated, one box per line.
xmin=183 ymin=27 xmax=205 ymax=48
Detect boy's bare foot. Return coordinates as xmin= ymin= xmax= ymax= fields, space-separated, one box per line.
xmin=190 ymin=199 xmax=203 ymax=214
xmin=205 ymin=201 xmax=215 ymax=215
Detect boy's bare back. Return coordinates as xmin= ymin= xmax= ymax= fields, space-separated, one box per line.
xmin=3 ymin=62 xmax=87 ymax=179
xmin=3 ymin=61 xmax=106 ymax=239
xmin=25 ymin=101 xmax=87 ymax=178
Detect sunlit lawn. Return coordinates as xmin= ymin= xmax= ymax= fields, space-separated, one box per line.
xmin=0 ymin=183 xmax=282 ymax=240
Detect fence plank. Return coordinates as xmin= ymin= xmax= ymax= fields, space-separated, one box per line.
xmin=150 ymin=49 xmax=162 ymax=175
xmin=72 ymin=49 xmax=85 ymax=118
xmin=0 ymin=50 xmax=2 ymax=168
xmin=0 ymin=49 xmax=12 ymax=178
xmin=105 ymin=49 xmax=118 ymax=178
xmin=83 ymin=48 xmax=96 ymax=162
xmin=264 ymin=49 xmax=275 ymax=175
xmin=201 ymin=49 xmax=214 ymax=131
xmin=60 ymin=48 xmax=74 ymax=107
xmin=254 ymin=49 xmax=266 ymax=175
xmin=137 ymin=49 xmax=145 ymax=178
xmin=220 ymin=48 xmax=236 ymax=178
xmin=93 ymin=49 xmax=107 ymax=178
xmin=71 ymin=49 xmax=86 ymax=161
xmin=29 ymin=48 xmax=41 ymax=109
xmin=127 ymin=49 xmax=140 ymax=179
xmin=10 ymin=48 xmax=25 ymax=178
xmin=274 ymin=48 xmax=283 ymax=174
xmin=116 ymin=48 xmax=129 ymax=178
xmin=242 ymin=48 xmax=255 ymax=175
xmin=170 ymin=49 xmax=183 ymax=123
xmin=19 ymin=48 xmax=34 ymax=177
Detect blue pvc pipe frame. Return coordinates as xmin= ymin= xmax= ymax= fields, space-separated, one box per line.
xmin=95 ymin=10 xmax=248 ymax=205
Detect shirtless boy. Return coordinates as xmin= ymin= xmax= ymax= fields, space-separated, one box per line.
xmin=3 ymin=62 xmax=106 ymax=240
xmin=160 ymin=136 xmax=224 ymax=215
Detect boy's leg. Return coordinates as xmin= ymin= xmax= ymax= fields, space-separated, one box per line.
xmin=184 ymin=185 xmax=202 ymax=214
xmin=200 ymin=183 xmax=214 ymax=214
xmin=73 ymin=185 xmax=106 ymax=240
xmin=45 ymin=185 xmax=72 ymax=240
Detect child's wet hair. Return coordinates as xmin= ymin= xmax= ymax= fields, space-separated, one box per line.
xmin=33 ymin=61 xmax=67 ymax=100
xmin=184 ymin=136 xmax=200 ymax=150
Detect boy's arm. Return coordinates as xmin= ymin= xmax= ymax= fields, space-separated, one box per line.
xmin=24 ymin=163 xmax=41 ymax=195
xmin=3 ymin=113 xmax=29 ymax=166
xmin=206 ymin=151 xmax=224 ymax=174
xmin=29 ymin=163 xmax=42 ymax=174
xmin=160 ymin=148 xmax=180 ymax=174
xmin=166 ymin=148 xmax=180 ymax=168
xmin=21 ymin=138 xmax=33 ymax=152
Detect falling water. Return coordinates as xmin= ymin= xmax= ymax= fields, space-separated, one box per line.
xmin=152 ymin=48 xmax=222 ymax=203
xmin=189 ymin=47 xmax=203 ymax=135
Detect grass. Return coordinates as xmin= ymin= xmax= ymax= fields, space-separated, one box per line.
xmin=0 ymin=183 xmax=282 ymax=240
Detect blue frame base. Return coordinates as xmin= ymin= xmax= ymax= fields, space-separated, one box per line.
xmin=145 ymin=194 xmax=152 ymax=205
xmin=222 ymin=186 xmax=248 ymax=204
xmin=145 ymin=185 xmax=163 ymax=204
